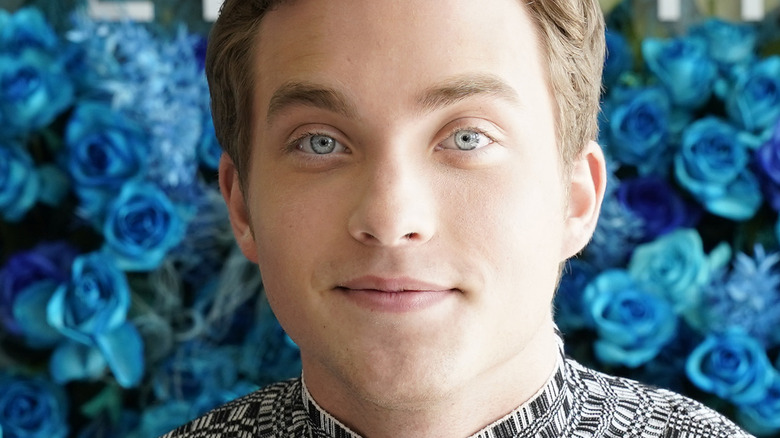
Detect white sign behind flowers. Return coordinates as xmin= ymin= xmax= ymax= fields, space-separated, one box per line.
xmin=86 ymin=0 xmax=771 ymax=22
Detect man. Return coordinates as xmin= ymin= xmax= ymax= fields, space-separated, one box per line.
xmin=163 ymin=0 xmax=754 ymax=436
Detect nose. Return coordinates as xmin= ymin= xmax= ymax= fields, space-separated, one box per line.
xmin=347 ymin=155 xmax=436 ymax=247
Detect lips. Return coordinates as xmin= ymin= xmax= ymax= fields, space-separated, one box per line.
xmin=338 ymin=275 xmax=455 ymax=293
xmin=336 ymin=276 xmax=458 ymax=313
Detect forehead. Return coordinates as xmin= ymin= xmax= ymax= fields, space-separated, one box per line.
xmin=252 ymin=0 xmax=547 ymax=121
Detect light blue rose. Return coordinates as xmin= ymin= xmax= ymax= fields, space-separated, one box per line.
xmin=0 ymin=375 xmax=68 ymax=438
xmin=726 ymin=56 xmax=780 ymax=133
xmin=0 ymin=144 xmax=40 ymax=222
xmin=738 ymin=371 xmax=780 ymax=437
xmin=686 ymin=330 xmax=773 ymax=405
xmin=628 ymin=228 xmax=709 ymax=313
xmin=674 ymin=117 xmax=762 ymax=220
xmin=64 ymin=102 xmax=148 ymax=221
xmin=690 ymin=18 xmax=757 ymax=66
xmin=605 ymin=87 xmax=670 ymax=174
xmin=0 ymin=50 xmax=74 ymax=137
xmin=47 ymin=251 xmax=144 ymax=387
xmin=102 ymin=181 xmax=186 ymax=271
xmin=584 ymin=269 xmax=677 ymax=368
xmin=642 ymin=36 xmax=717 ymax=108
xmin=0 ymin=8 xmax=60 ymax=55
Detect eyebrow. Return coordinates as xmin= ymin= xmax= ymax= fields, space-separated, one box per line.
xmin=416 ymin=74 xmax=521 ymax=113
xmin=266 ymin=81 xmax=358 ymax=124
xmin=265 ymin=73 xmax=520 ymax=124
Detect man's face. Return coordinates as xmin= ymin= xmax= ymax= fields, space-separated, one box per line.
xmin=224 ymin=0 xmax=600 ymax=409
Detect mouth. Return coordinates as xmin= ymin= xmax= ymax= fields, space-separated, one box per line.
xmin=336 ymin=276 xmax=459 ymax=313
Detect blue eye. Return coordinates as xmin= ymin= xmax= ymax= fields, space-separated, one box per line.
xmin=296 ymin=134 xmax=345 ymax=154
xmin=441 ymin=129 xmax=492 ymax=151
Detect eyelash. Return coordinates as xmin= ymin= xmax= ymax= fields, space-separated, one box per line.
xmin=284 ymin=130 xmax=349 ymax=154
xmin=283 ymin=124 xmax=497 ymax=156
xmin=437 ymin=125 xmax=497 ymax=151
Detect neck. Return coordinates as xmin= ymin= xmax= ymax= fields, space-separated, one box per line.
xmin=304 ymin=323 xmax=561 ymax=438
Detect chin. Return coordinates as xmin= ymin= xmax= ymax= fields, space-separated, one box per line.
xmin=341 ymin=346 xmax=469 ymax=409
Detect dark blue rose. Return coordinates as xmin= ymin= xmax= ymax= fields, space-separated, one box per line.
xmin=65 ymin=102 xmax=148 ymax=220
xmin=675 ymin=117 xmax=762 ymax=220
xmin=0 ymin=241 xmax=77 ymax=346
xmin=47 ymin=251 xmax=144 ymax=387
xmin=686 ymin=330 xmax=773 ymax=405
xmin=102 ymin=181 xmax=186 ymax=271
xmin=0 ymin=8 xmax=60 ymax=56
xmin=756 ymin=120 xmax=780 ymax=211
xmin=603 ymin=29 xmax=632 ymax=88
xmin=584 ymin=269 xmax=677 ymax=368
xmin=240 ymin=311 xmax=301 ymax=385
xmin=726 ymin=56 xmax=780 ymax=133
xmin=0 ymin=144 xmax=39 ymax=222
xmin=554 ymin=259 xmax=598 ymax=331
xmin=627 ymin=228 xmax=709 ymax=314
xmin=198 ymin=116 xmax=222 ymax=170
xmin=605 ymin=87 xmax=670 ymax=173
xmin=616 ymin=176 xmax=698 ymax=240
xmin=0 ymin=375 xmax=68 ymax=438
xmin=642 ymin=36 xmax=717 ymax=108
xmin=738 ymin=371 xmax=780 ymax=437
xmin=690 ymin=18 xmax=757 ymax=66
xmin=0 ymin=49 xmax=74 ymax=136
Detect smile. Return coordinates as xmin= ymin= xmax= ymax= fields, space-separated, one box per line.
xmin=336 ymin=276 xmax=459 ymax=313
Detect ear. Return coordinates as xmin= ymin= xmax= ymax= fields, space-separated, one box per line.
xmin=560 ymin=140 xmax=607 ymax=259
xmin=219 ymin=154 xmax=259 ymax=264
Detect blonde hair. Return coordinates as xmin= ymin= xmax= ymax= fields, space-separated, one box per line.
xmin=205 ymin=0 xmax=606 ymax=186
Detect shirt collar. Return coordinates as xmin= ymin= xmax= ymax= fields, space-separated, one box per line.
xmin=302 ymin=337 xmax=570 ymax=438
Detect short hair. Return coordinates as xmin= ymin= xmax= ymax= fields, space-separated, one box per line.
xmin=205 ymin=0 xmax=606 ymax=187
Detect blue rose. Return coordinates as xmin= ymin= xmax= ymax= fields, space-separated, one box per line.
xmin=726 ymin=56 xmax=780 ymax=133
xmin=0 ymin=49 xmax=74 ymax=137
xmin=603 ymin=29 xmax=632 ymax=88
xmin=641 ymin=36 xmax=717 ymax=109
xmin=686 ymin=330 xmax=773 ymax=405
xmin=690 ymin=18 xmax=757 ymax=66
xmin=605 ymin=87 xmax=670 ymax=173
xmin=198 ymin=116 xmax=222 ymax=170
xmin=0 ymin=241 xmax=77 ymax=346
xmin=240 ymin=311 xmax=302 ymax=385
xmin=674 ymin=117 xmax=762 ymax=220
xmin=627 ymin=229 xmax=709 ymax=314
xmin=0 ymin=375 xmax=68 ymax=438
xmin=102 ymin=181 xmax=186 ymax=271
xmin=0 ymin=144 xmax=39 ymax=222
xmin=554 ymin=259 xmax=598 ymax=331
xmin=584 ymin=269 xmax=677 ymax=368
xmin=47 ymin=251 xmax=144 ymax=387
xmin=616 ymin=176 xmax=698 ymax=240
xmin=65 ymin=102 xmax=148 ymax=220
xmin=153 ymin=342 xmax=238 ymax=403
xmin=738 ymin=371 xmax=780 ymax=437
xmin=0 ymin=8 xmax=60 ymax=56
xmin=755 ymin=122 xmax=780 ymax=211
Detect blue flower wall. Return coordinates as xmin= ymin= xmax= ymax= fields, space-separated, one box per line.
xmin=1 ymin=1 xmax=780 ymax=437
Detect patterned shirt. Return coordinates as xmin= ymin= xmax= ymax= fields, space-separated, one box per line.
xmin=161 ymin=347 xmax=754 ymax=438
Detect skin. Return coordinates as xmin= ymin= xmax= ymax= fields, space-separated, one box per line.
xmin=220 ymin=0 xmax=607 ymax=436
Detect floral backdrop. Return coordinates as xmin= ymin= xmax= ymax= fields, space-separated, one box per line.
xmin=1 ymin=1 xmax=780 ymax=437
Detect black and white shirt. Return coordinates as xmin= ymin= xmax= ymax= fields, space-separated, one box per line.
xmin=161 ymin=347 xmax=754 ymax=438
